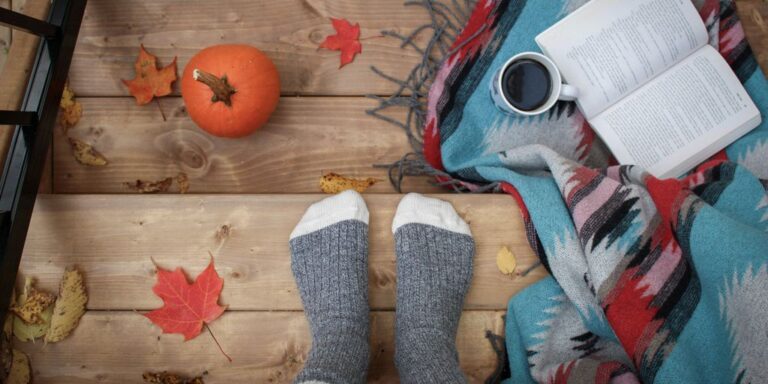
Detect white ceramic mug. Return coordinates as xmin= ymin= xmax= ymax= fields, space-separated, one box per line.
xmin=490 ymin=52 xmax=579 ymax=116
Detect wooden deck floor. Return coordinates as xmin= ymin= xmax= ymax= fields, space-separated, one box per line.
xmin=3 ymin=0 xmax=768 ymax=382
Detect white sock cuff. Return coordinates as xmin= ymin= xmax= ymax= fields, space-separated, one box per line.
xmin=290 ymin=190 xmax=369 ymax=240
xmin=392 ymin=193 xmax=472 ymax=236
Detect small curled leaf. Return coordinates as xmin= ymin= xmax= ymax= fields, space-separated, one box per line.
xmin=496 ymin=246 xmax=517 ymax=276
xmin=319 ymin=172 xmax=378 ymax=194
xmin=69 ymin=137 xmax=108 ymax=166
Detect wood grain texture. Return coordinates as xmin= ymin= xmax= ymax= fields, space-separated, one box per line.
xmin=64 ymin=0 xmax=768 ymax=97
xmin=737 ymin=0 xmax=768 ymax=73
xmin=18 ymin=311 xmax=505 ymax=383
xmin=54 ymin=97 xmax=439 ymax=194
xmin=38 ymin=147 xmax=52 ymax=193
xmin=0 ymin=0 xmax=10 ymax=73
xmin=19 ymin=194 xmax=545 ymax=311
xmin=0 ymin=0 xmax=49 ymax=173
xmin=69 ymin=0 xmax=446 ymax=97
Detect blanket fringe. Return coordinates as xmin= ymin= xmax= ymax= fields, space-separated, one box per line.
xmin=367 ymin=0 xmax=479 ymax=192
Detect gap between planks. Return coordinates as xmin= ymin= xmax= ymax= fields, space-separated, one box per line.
xmin=55 ymin=96 xmax=440 ymax=194
xmin=19 ymin=194 xmax=547 ymax=312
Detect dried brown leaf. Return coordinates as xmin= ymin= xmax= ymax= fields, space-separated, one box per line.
xmin=176 ymin=172 xmax=190 ymax=194
xmin=125 ymin=177 xmax=173 ymax=194
xmin=319 ymin=172 xmax=379 ymax=194
xmin=69 ymin=137 xmax=108 ymax=166
xmin=59 ymin=82 xmax=82 ymax=132
xmin=143 ymin=371 xmax=205 ymax=384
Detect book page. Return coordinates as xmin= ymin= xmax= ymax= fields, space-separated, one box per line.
xmin=591 ymin=46 xmax=761 ymax=178
xmin=536 ymin=0 xmax=708 ymax=118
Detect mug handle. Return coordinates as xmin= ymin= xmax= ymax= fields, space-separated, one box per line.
xmin=558 ymin=84 xmax=579 ymax=101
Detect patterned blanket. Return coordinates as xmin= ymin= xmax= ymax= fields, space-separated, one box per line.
xmin=422 ymin=0 xmax=768 ymax=382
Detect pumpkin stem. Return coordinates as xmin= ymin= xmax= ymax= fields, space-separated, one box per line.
xmin=193 ymin=69 xmax=236 ymax=106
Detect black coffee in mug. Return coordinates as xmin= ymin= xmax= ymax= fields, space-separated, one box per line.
xmin=501 ymin=59 xmax=552 ymax=112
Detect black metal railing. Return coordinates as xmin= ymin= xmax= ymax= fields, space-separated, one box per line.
xmin=0 ymin=0 xmax=87 ymax=320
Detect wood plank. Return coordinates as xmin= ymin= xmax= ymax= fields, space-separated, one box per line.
xmin=70 ymin=0 xmax=448 ymax=97
xmin=19 ymin=194 xmax=546 ymax=311
xmin=64 ymin=0 xmax=768 ymax=97
xmin=54 ymin=97 xmax=440 ymax=194
xmin=0 ymin=0 xmax=49 ymax=172
xmin=18 ymin=310 xmax=505 ymax=383
xmin=38 ymin=147 xmax=52 ymax=193
xmin=737 ymin=0 xmax=768 ymax=74
xmin=0 ymin=0 xmax=10 ymax=74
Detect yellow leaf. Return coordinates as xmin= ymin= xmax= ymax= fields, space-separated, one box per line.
xmin=12 ymin=278 xmax=54 ymax=343
xmin=319 ymin=173 xmax=379 ymax=194
xmin=59 ymin=82 xmax=82 ymax=132
xmin=5 ymin=349 xmax=30 ymax=384
xmin=45 ymin=268 xmax=88 ymax=343
xmin=68 ymin=137 xmax=108 ymax=166
xmin=496 ymin=246 xmax=517 ymax=276
xmin=3 ymin=292 xmax=12 ymax=335
xmin=13 ymin=305 xmax=52 ymax=343
xmin=10 ymin=277 xmax=55 ymax=325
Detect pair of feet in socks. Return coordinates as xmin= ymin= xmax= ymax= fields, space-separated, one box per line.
xmin=289 ymin=191 xmax=475 ymax=384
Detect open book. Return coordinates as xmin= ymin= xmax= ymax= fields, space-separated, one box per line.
xmin=536 ymin=0 xmax=761 ymax=178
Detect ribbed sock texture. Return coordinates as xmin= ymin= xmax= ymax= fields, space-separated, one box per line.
xmin=394 ymin=212 xmax=475 ymax=383
xmin=290 ymin=219 xmax=370 ymax=384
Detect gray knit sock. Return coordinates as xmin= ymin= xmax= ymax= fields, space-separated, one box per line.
xmin=392 ymin=193 xmax=475 ymax=384
xmin=289 ymin=190 xmax=370 ymax=384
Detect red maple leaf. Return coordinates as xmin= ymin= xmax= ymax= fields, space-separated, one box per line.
xmin=319 ymin=18 xmax=363 ymax=68
xmin=122 ymin=45 xmax=177 ymax=105
xmin=145 ymin=258 xmax=227 ymax=341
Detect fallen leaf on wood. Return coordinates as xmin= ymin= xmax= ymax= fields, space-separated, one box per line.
xmin=145 ymin=257 xmax=231 ymax=361
xmin=122 ymin=45 xmax=177 ymax=105
xmin=320 ymin=172 xmax=378 ymax=194
xmin=45 ymin=268 xmax=88 ymax=343
xmin=59 ymin=82 xmax=82 ymax=132
xmin=176 ymin=172 xmax=190 ymax=194
xmin=143 ymin=371 xmax=205 ymax=384
xmin=69 ymin=137 xmax=108 ymax=166
xmin=319 ymin=18 xmax=363 ymax=68
xmin=496 ymin=246 xmax=517 ymax=276
xmin=10 ymin=277 xmax=55 ymax=325
xmin=5 ymin=349 xmax=30 ymax=384
xmin=125 ymin=177 xmax=174 ymax=194
xmin=13 ymin=305 xmax=53 ymax=343
xmin=12 ymin=278 xmax=54 ymax=343
xmin=1 ymin=309 xmax=12 ymax=380
xmin=145 ymin=259 xmax=227 ymax=341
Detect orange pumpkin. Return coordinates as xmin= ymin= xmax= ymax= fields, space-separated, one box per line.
xmin=181 ymin=45 xmax=280 ymax=138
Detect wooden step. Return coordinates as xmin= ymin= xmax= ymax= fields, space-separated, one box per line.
xmin=67 ymin=0 xmax=768 ymax=98
xmin=70 ymin=0 xmax=458 ymax=97
xmin=18 ymin=311 xmax=505 ymax=383
xmin=55 ymin=97 xmax=439 ymax=194
xmin=20 ymin=194 xmax=545 ymax=311
xmin=18 ymin=194 xmax=537 ymax=383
